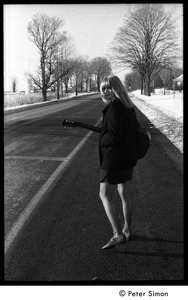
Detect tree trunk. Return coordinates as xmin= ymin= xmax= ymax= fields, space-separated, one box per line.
xmin=86 ymin=78 xmax=90 ymax=92
xmin=65 ymin=82 xmax=68 ymax=93
xmin=144 ymin=72 xmax=151 ymax=96
xmin=143 ymin=80 xmax=146 ymax=95
xmin=75 ymin=78 xmax=78 ymax=96
xmin=97 ymin=75 xmax=100 ymax=92
xmin=153 ymin=78 xmax=155 ymax=94
xmin=163 ymin=78 xmax=166 ymax=95
xmin=13 ymin=82 xmax=16 ymax=92
xmin=56 ymin=79 xmax=60 ymax=99
xmin=60 ymin=81 xmax=63 ymax=98
xmin=42 ymin=87 xmax=47 ymax=102
xmin=41 ymin=55 xmax=47 ymax=101
xmin=141 ymin=75 xmax=144 ymax=94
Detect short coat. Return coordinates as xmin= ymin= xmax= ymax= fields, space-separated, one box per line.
xmin=99 ymin=98 xmax=139 ymax=171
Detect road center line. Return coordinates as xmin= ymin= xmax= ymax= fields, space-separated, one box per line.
xmin=5 ymin=117 xmax=102 ymax=255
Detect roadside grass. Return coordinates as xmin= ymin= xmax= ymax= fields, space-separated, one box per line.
xmin=4 ymin=90 xmax=98 ymax=110
xmin=4 ymin=92 xmax=57 ymax=109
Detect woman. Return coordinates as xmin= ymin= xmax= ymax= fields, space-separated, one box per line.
xmin=99 ymin=75 xmax=139 ymax=250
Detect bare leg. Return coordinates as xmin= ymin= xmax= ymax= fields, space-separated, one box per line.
xmin=99 ymin=182 xmax=122 ymax=236
xmin=117 ymin=182 xmax=132 ymax=239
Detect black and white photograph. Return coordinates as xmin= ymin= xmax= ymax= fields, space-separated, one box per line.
xmin=3 ymin=2 xmax=184 ymax=298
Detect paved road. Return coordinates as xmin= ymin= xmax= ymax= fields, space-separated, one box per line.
xmin=4 ymin=93 xmax=183 ymax=282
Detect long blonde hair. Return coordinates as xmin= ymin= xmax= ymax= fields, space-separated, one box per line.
xmin=100 ymin=75 xmax=134 ymax=109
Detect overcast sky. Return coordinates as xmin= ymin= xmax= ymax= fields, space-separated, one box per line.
xmin=4 ymin=4 xmax=183 ymax=91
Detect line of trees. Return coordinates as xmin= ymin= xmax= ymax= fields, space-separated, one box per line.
xmin=125 ymin=66 xmax=183 ymax=94
xmin=26 ymin=14 xmax=112 ymax=101
xmin=24 ymin=5 xmax=182 ymax=100
xmin=110 ymin=4 xmax=182 ymax=96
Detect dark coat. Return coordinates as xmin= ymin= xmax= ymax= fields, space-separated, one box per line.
xmin=99 ymin=98 xmax=139 ymax=171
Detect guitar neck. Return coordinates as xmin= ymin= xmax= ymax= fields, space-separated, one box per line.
xmin=76 ymin=122 xmax=101 ymax=133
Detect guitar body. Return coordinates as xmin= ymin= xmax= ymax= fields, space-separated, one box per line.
xmin=62 ymin=119 xmax=151 ymax=160
xmin=137 ymin=127 xmax=151 ymax=159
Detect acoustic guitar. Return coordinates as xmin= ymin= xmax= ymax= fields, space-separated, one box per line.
xmin=62 ymin=119 xmax=151 ymax=160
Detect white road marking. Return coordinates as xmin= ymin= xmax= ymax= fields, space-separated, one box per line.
xmin=5 ymin=156 xmax=67 ymax=162
xmin=5 ymin=117 xmax=102 ymax=255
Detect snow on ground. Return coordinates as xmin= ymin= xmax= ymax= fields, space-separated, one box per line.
xmin=131 ymin=89 xmax=183 ymax=153
xmin=133 ymin=89 xmax=183 ymax=120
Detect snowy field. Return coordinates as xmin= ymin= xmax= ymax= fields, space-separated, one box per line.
xmin=133 ymin=89 xmax=183 ymax=120
xmin=132 ymin=89 xmax=183 ymax=153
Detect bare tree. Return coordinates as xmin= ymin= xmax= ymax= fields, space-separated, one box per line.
xmin=90 ymin=57 xmax=112 ymax=91
xmin=11 ymin=76 xmax=17 ymax=92
xmin=78 ymin=58 xmax=90 ymax=93
xmin=73 ymin=57 xmax=87 ymax=95
xmin=53 ymin=36 xmax=76 ymax=99
xmin=59 ymin=37 xmax=76 ymax=95
xmin=27 ymin=14 xmax=73 ymax=101
xmin=111 ymin=4 xmax=179 ymax=96
xmin=159 ymin=68 xmax=172 ymax=94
